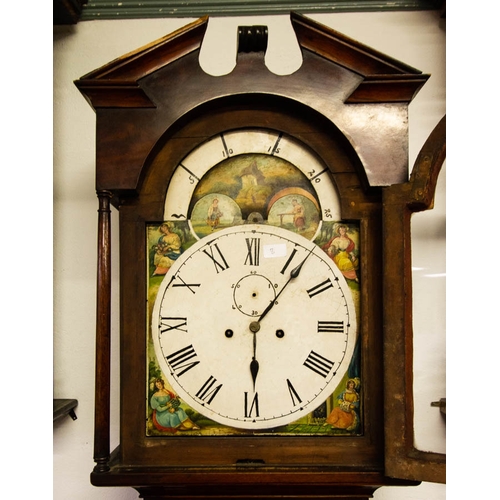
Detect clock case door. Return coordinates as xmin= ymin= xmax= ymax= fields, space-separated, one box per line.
xmin=75 ymin=13 xmax=444 ymax=497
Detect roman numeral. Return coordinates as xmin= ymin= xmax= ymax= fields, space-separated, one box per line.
xmin=160 ymin=316 xmax=187 ymax=334
xmin=280 ymin=247 xmax=298 ymax=275
xmin=195 ymin=375 xmax=223 ymax=405
xmin=172 ymin=275 xmax=201 ymax=294
xmin=244 ymin=237 xmax=260 ymax=266
xmin=203 ymin=243 xmax=230 ymax=273
xmin=317 ymin=320 xmax=344 ymax=333
xmin=303 ymin=350 xmax=335 ymax=378
xmin=286 ymin=379 xmax=302 ymax=406
xmin=307 ymin=278 xmax=333 ymax=298
xmin=244 ymin=392 xmax=260 ymax=418
xmin=165 ymin=344 xmax=200 ymax=377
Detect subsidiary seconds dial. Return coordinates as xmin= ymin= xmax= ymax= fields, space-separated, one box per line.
xmin=152 ymin=224 xmax=357 ymax=430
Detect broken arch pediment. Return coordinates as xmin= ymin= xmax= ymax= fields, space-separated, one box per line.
xmin=75 ymin=13 xmax=429 ymax=189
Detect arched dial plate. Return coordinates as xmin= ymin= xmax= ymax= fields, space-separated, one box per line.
xmin=163 ymin=128 xmax=341 ymax=236
xmin=152 ymin=224 xmax=357 ymax=430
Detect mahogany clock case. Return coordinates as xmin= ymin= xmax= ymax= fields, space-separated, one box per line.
xmin=74 ymin=12 xmax=445 ymax=497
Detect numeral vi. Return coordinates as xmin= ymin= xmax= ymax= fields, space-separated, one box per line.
xmin=244 ymin=392 xmax=260 ymax=418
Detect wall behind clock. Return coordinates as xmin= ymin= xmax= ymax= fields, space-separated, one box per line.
xmin=52 ymin=10 xmax=446 ymax=500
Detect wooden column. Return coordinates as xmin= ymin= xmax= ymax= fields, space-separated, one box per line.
xmin=93 ymin=190 xmax=113 ymax=473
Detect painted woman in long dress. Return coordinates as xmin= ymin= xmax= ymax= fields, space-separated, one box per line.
xmin=152 ymin=222 xmax=182 ymax=275
xmin=326 ymin=378 xmax=360 ymax=431
xmin=150 ymin=379 xmax=200 ymax=433
xmin=322 ymin=224 xmax=359 ymax=281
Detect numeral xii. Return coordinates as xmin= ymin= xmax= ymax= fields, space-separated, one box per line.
xmin=244 ymin=237 xmax=260 ymax=266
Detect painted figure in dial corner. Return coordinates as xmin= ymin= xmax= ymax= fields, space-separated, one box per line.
xmin=152 ymin=222 xmax=182 ymax=275
xmin=322 ymin=223 xmax=359 ymax=282
xmin=326 ymin=378 xmax=360 ymax=431
xmin=150 ymin=378 xmax=200 ymax=433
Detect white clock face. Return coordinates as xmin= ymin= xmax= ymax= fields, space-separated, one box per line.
xmin=152 ymin=224 xmax=357 ymax=430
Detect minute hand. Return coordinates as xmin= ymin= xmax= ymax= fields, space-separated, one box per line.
xmin=258 ymin=247 xmax=314 ymax=323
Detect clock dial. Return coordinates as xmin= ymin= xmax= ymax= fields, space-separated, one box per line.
xmin=152 ymin=224 xmax=357 ymax=430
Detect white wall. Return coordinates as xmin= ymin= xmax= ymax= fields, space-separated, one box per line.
xmin=52 ymin=11 xmax=446 ymax=500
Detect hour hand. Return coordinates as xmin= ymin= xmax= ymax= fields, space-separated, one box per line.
xmin=250 ymin=353 xmax=259 ymax=389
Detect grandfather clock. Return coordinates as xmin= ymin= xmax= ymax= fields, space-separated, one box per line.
xmin=75 ymin=13 xmax=445 ymax=499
